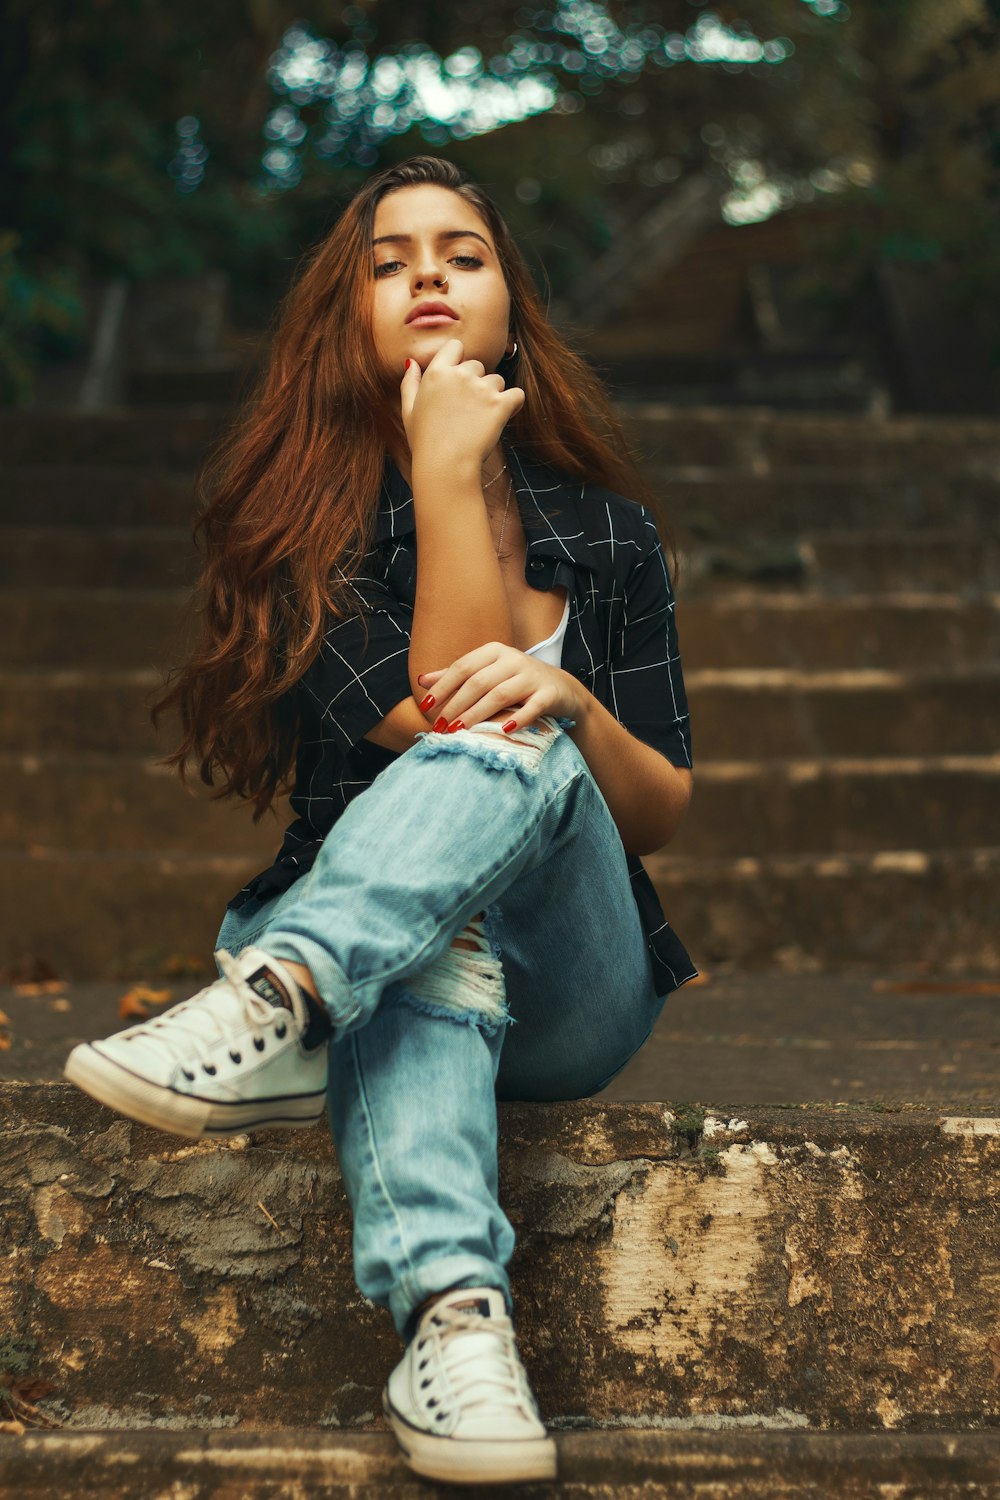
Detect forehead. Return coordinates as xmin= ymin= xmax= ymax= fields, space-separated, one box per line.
xmin=372 ymin=184 xmax=493 ymax=246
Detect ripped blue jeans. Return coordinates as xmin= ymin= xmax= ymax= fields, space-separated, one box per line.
xmin=214 ymin=715 xmax=667 ymax=1343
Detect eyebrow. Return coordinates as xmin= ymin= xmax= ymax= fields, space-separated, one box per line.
xmin=372 ymin=229 xmax=491 ymax=251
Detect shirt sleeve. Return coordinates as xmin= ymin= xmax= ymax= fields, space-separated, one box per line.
xmin=295 ymin=563 xmax=415 ymax=753
xmin=607 ymin=507 xmax=694 ymax=768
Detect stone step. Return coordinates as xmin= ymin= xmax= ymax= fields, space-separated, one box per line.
xmin=6 ymin=972 xmax=1000 ymax=1107
xmin=2 ymin=1087 xmax=999 ymax=1435
xmin=5 ymin=460 xmax=1000 ymax=536
xmin=654 ymin=470 xmax=1000 ymax=536
xmin=620 ymin=403 xmax=1000 ymax=474
xmin=3 ymin=668 xmax=997 ymax=758
xmin=1 ymin=467 xmax=198 ymax=525
xmin=0 ymin=526 xmax=196 ymax=589
xmin=5 ymin=405 xmax=1000 ymax=475
xmin=6 ymin=1429 xmax=1000 ymax=1497
xmin=2 ymin=753 xmax=997 ymax=861
xmin=5 ymin=524 xmax=1000 ymax=598
xmin=6 ymin=589 xmax=1000 ymax=672
xmin=800 ymin=528 xmax=1000 ymax=596
xmin=1 ymin=843 xmax=997 ymax=980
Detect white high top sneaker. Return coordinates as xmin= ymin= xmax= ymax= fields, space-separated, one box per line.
xmin=63 ymin=946 xmax=331 ymax=1140
xmin=382 ymin=1286 xmax=558 ymax=1484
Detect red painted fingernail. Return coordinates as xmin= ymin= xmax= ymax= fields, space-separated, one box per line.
xmin=405 ymin=358 xmax=411 ymax=371
xmin=448 ymin=720 xmax=465 ymax=733
xmin=433 ymin=717 xmax=449 ymax=732
xmin=418 ymin=694 xmax=435 ymax=712
xmin=502 ymin=720 xmax=517 ymax=733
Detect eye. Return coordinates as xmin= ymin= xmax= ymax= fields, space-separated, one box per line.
xmin=373 ymin=253 xmax=484 ymax=278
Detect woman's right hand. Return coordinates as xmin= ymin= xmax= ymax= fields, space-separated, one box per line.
xmin=400 ymin=337 xmax=524 ymax=472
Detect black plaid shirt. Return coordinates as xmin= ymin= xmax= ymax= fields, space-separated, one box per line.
xmin=228 ymin=443 xmax=699 ymax=997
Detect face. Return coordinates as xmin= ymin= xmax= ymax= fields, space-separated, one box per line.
xmin=369 ymin=183 xmax=514 ymax=380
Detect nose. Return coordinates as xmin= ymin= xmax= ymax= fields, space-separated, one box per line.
xmin=411 ymin=256 xmax=447 ymax=290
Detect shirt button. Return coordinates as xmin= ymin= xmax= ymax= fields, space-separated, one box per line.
xmin=576 ymin=667 xmax=588 ymax=679
xmin=529 ymin=559 xmax=545 ymax=571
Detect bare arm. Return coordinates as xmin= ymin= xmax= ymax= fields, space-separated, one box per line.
xmin=407 ymin=455 xmax=514 ymax=702
xmin=563 ymin=684 xmax=693 ymax=854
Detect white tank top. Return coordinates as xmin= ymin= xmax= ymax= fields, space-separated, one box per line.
xmin=523 ymin=591 xmax=570 ymax=669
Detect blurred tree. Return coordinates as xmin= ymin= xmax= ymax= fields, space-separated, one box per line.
xmin=2 ymin=0 xmax=997 ymax=404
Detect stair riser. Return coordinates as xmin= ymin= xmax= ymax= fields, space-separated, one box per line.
xmin=802 ymin=537 xmax=1000 ymax=595
xmin=656 ymin=474 xmax=1000 ymax=535
xmin=6 ymin=466 xmax=999 ymax=534
xmin=2 ymin=471 xmax=198 ymax=525
xmin=7 ymin=528 xmax=1000 ymax=595
xmin=623 ymin=410 xmax=1000 ymax=472
xmin=2 ymin=1088 xmax=998 ymax=1432
xmin=6 ymin=597 xmax=1000 ymax=673
xmin=2 ymin=852 xmax=997 ymax=979
xmin=7 ymin=407 xmax=1000 ymax=472
xmin=0 ymin=529 xmax=196 ymax=589
xmin=1 ymin=761 xmax=996 ymax=860
xmin=3 ymin=679 xmax=996 ymax=757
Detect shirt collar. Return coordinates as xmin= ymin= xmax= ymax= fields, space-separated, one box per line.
xmin=374 ymin=443 xmax=600 ymax=575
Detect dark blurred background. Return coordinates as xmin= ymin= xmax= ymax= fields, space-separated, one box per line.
xmin=4 ymin=0 xmax=1000 ymax=413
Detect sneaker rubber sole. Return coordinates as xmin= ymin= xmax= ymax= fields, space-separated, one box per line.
xmin=381 ymin=1386 xmax=558 ymax=1484
xmin=63 ymin=1043 xmax=326 ymax=1140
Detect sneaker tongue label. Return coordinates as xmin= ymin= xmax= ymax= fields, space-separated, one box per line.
xmin=247 ymin=966 xmax=293 ymax=1013
xmin=447 ymin=1296 xmax=494 ymax=1318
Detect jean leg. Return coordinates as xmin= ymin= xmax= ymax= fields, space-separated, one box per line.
xmin=326 ymin=981 xmax=514 ymax=1343
xmin=248 ymin=716 xmax=593 ymax=1041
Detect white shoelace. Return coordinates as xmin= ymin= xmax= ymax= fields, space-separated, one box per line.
xmin=418 ymin=1311 xmax=538 ymax=1419
xmin=116 ymin=950 xmax=289 ymax=1072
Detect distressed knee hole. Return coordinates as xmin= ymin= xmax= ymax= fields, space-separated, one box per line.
xmin=399 ymin=911 xmax=511 ymax=1035
xmin=413 ymin=714 xmax=562 ymax=783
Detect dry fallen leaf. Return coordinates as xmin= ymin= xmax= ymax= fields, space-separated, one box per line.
xmin=118 ymin=984 xmax=174 ymax=1021
xmin=13 ymin=980 xmax=64 ymax=997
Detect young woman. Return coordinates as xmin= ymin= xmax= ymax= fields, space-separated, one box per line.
xmin=64 ymin=154 xmax=697 ymax=1486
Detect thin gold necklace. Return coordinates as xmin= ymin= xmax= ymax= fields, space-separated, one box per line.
xmin=482 ymin=462 xmax=513 ymax=560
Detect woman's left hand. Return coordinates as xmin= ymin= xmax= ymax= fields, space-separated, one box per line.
xmin=416 ymin=642 xmax=585 ymax=734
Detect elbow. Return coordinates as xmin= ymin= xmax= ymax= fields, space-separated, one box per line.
xmin=626 ymin=764 xmax=693 ymax=855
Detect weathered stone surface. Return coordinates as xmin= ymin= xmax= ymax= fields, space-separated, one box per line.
xmin=2 ymin=1088 xmax=998 ymax=1434
xmin=5 ymin=1429 xmax=1000 ymax=1499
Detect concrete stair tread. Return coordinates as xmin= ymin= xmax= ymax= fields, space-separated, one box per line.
xmin=6 ymin=1427 xmax=1000 ymax=1497
xmin=4 ymin=972 xmax=999 ymax=1105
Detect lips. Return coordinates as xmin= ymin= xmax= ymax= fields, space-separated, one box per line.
xmin=406 ymin=301 xmax=457 ymax=323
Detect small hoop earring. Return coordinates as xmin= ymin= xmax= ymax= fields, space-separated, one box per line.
xmin=503 ymin=340 xmax=519 ymax=361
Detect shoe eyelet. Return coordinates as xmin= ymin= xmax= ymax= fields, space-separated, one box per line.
xmin=182 ymin=1068 xmax=195 ymax=1081
xmin=427 ymin=1397 xmax=438 ymax=1407
xmin=229 ymin=1051 xmax=242 ymax=1064
xmin=202 ymin=1064 xmax=217 ymax=1075
xmin=275 ymin=1024 xmax=287 ymax=1039
xmin=420 ymin=1378 xmax=430 ymax=1388
xmin=435 ymin=1413 xmax=446 ymax=1422
xmin=254 ymin=1037 xmax=265 ymax=1051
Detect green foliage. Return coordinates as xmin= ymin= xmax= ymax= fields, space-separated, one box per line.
xmin=0 ymin=233 xmax=87 ymax=404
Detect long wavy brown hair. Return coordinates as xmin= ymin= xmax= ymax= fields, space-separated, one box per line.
xmin=152 ymin=153 xmax=679 ymax=821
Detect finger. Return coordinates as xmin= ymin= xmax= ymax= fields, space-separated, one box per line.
xmin=426 ymin=642 xmax=511 ymax=707
xmin=400 ymin=357 xmax=421 ymax=422
xmin=442 ymin=674 xmax=526 ymax=731
xmin=427 ymin=336 xmax=463 ymax=366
